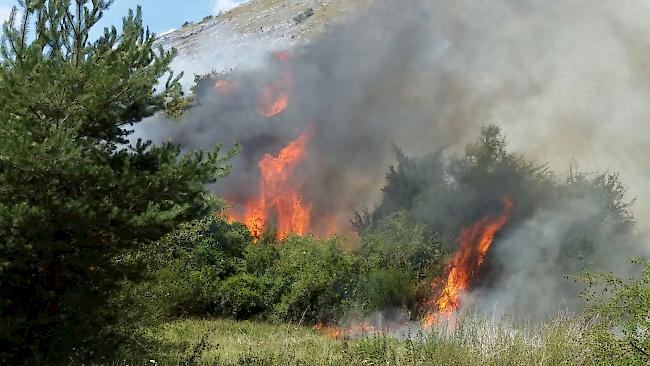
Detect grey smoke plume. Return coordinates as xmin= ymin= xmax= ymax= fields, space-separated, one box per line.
xmin=470 ymin=195 xmax=645 ymax=319
xmin=140 ymin=0 xmax=650 ymax=317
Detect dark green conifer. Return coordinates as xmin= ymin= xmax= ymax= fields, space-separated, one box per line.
xmin=0 ymin=0 xmax=234 ymax=362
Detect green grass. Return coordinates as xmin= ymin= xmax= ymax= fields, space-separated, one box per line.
xmin=115 ymin=314 xmax=599 ymax=365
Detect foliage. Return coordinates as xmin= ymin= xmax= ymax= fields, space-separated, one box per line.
xmin=0 ymin=1 xmax=233 ymax=362
xmin=265 ymin=236 xmax=359 ymax=323
xmin=353 ymin=146 xmax=445 ymax=233
xmin=120 ymin=212 xmax=250 ymax=320
xmin=130 ymin=212 xmax=446 ymax=327
xmin=219 ymin=274 xmax=267 ymax=319
xmin=579 ymin=259 xmax=650 ymax=365
xmin=354 ymin=212 xmax=443 ymax=315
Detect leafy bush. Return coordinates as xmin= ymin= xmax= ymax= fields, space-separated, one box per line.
xmin=580 ymin=259 xmax=650 ymax=365
xmin=123 ymin=213 xmax=252 ymax=319
xmin=131 ymin=215 xmax=446 ymax=326
xmin=219 ymin=274 xmax=267 ymax=319
xmin=354 ymin=268 xmax=413 ymax=313
xmin=353 ymin=212 xmax=444 ymax=315
xmin=266 ymin=236 xmax=359 ymax=323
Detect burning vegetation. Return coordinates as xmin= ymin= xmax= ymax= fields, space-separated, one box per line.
xmin=423 ymin=196 xmax=514 ymax=328
xmin=155 ymin=105 xmax=637 ymax=335
xmin=120 ymin=52 xmax=644 ymax=360
xmin=124 ymin=1 xmax=646 ymax=358
xmin=5 ymin=0 xmax=650 ymax=363
xmin=229 ymin=128 xmax=314 ymax=240
xmin=181 ymin=37 xmax=640 ymax=331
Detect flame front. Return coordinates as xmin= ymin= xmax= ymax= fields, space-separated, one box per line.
xmin=423 ymin=196 xmax=514 ymax=328
xmin=235 ymin=129 xmax=314 ymax=240
xmin=313 ymin=322 xmax=376 ymax=339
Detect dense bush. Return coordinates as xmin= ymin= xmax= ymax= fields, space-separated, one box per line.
xmin=219 ymin=274 xmax=267 ymax=319
xmin=353 ymin=212 xmax=443 ymax=316
xmin=120 ymin=212 xmax=250 ymax=319
xmin=127 ymin=211 xmax=446 ymax=327
xmin=580 ymin=259 xmax=650 ymax=365
xmin=265 ymin=236 xmax=360 ymax=322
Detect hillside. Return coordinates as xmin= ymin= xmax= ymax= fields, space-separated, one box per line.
xmin=157 ymin=0 xmax=372 ymax=85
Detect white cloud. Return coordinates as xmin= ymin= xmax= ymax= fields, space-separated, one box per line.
xmin=213 ymin=0 xmax=246 ymax=15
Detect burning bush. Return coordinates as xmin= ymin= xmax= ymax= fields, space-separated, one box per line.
xmin=125 ymin=125 xmax=639 ymax=330
xmin=353 ymin=125 xmax=638 ymax=321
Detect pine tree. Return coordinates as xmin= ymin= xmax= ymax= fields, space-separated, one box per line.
xmin=0 ymin=0 xmax=234 ymax=362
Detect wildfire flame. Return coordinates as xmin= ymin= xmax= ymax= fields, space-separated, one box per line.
xmin=224 ymin=49 xmax=349 ymax=240
xmin=233 ymin=128 xmax=314 ymax=240
xmin=313 ymin=322 xmax=376 ymax=339
xmin=214 ymin=79 xmax=236 ymax=95
xmin=423 ymin=196 xmax=514 ymax=328
xmin=256 ymin=52 xmax=294 ymax=117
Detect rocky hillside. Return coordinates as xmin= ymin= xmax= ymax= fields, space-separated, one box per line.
xmin=157 ymin=0 xmax=370 ymax=85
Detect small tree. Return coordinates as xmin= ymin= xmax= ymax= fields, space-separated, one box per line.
xmin=0 ymin=0 xmax=234 ymax=362
xmin=580 ymin=259 xmax=650 ymax=365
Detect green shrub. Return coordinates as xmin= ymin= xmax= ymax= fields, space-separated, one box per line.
xmin=120 ymin=214 xmax=253 ymax=320
xmin=359 ymin=211 xmax=443 ymax=274
xmin=354 ymin=268 xmax=413 ymax=313
xmin=128 ymin=213 xmax=445 ymax=325
xmin=244 ymin=242 xmax=279 ymax=276
xmin=266 ymin=236 xmax=359 ymax=323
xmin=580 ymin=259 xmax=650 ymax=365
xmin=219 ymin=274 xmax=267 ymax=319
xmin=352 ymin=212 xmax=444 ymax=316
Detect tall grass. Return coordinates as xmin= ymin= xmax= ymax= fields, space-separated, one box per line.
xmin=114 ymin=313 xmax=600 ymax=365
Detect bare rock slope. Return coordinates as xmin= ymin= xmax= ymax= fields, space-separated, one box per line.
xmin=157 ymin=0 xmax=369 ymax=84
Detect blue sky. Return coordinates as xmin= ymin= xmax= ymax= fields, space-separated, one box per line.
xmin=0 ymin=0 xmax=249 ymax=35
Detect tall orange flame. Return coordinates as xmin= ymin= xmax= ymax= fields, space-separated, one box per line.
xmin=235 ymin=129 xmax=314 ymax=240
xmin=423 ymin=196 xmax=514 ymax=328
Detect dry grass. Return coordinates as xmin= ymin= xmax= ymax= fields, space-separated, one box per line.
xmin=115 ymin=314 xmax=600 ymax=365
